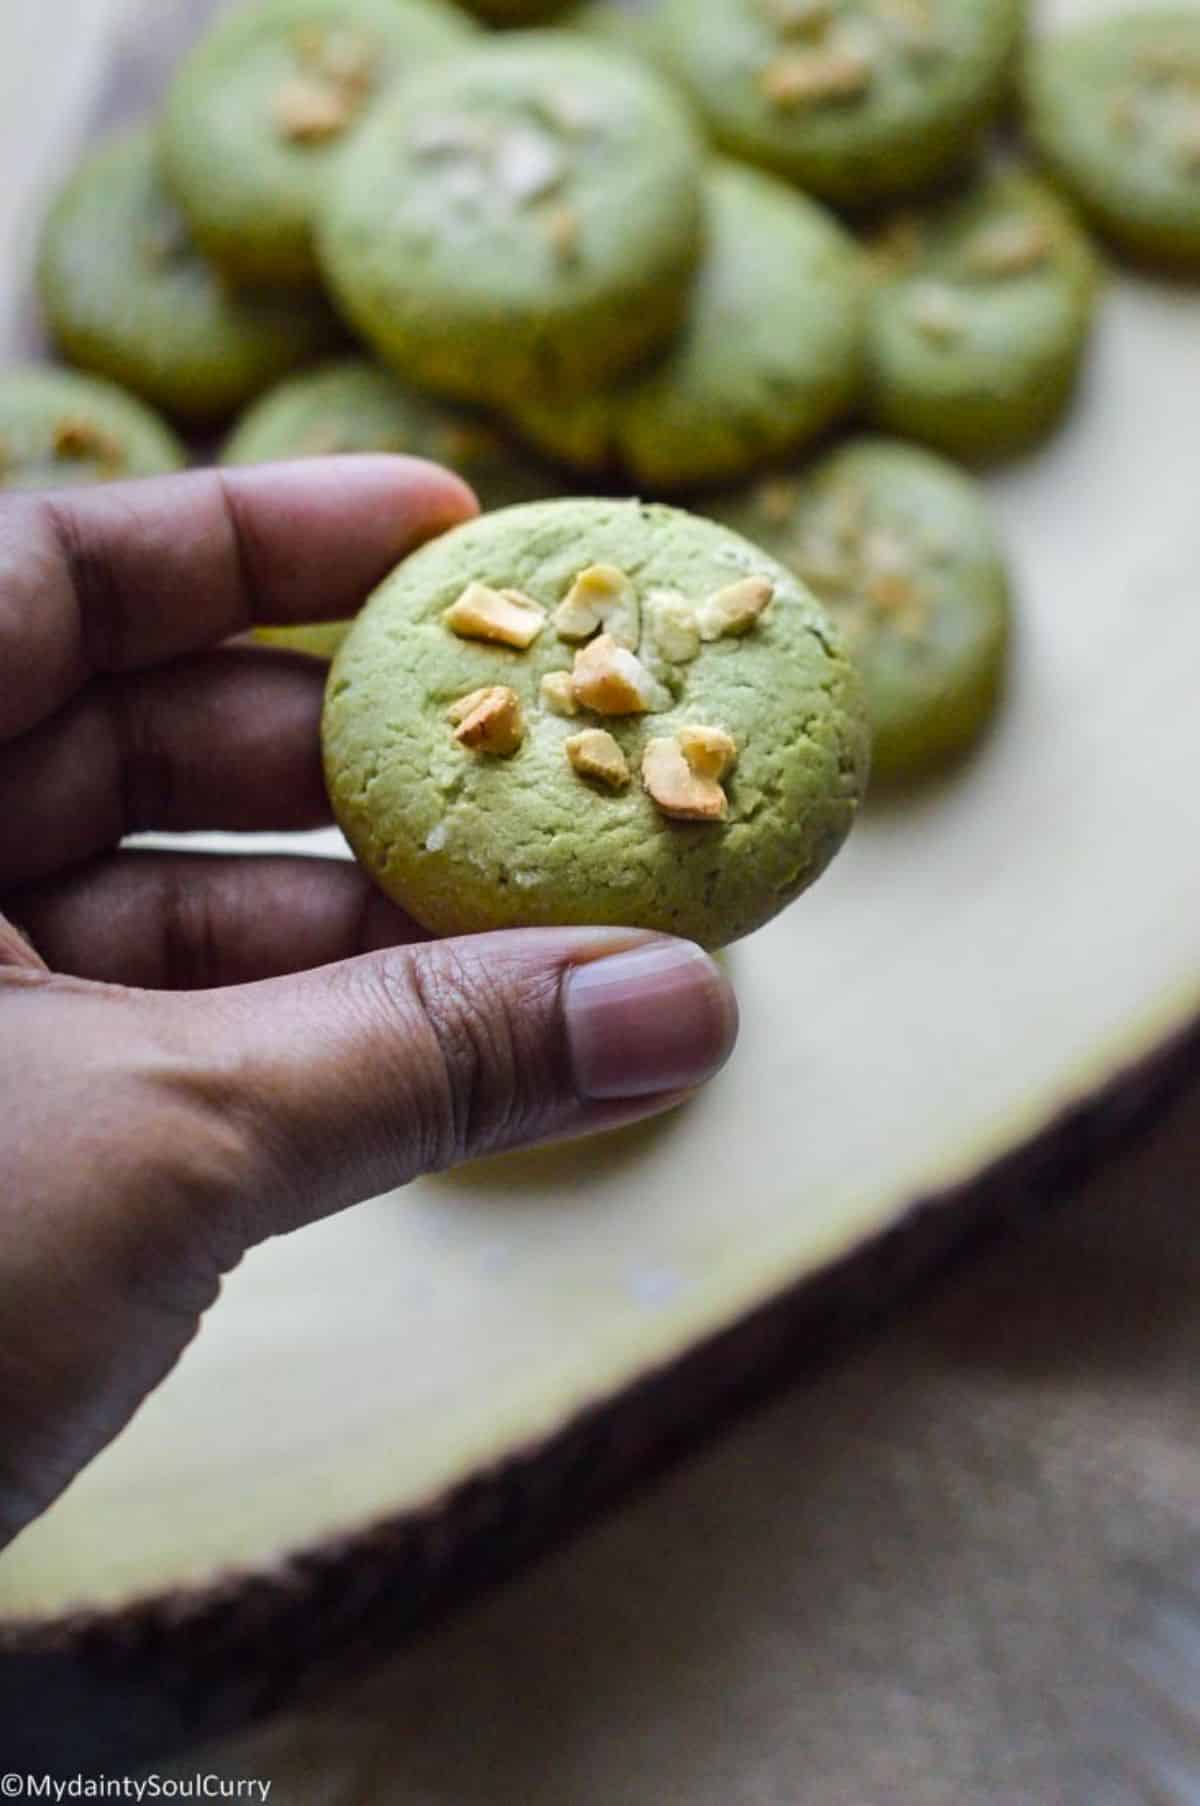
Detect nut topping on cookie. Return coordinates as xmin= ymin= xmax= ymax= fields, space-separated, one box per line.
xmin=445 ymin=582 xmax=546 ymax=649
xmin=696 ymin=577 xmax=775 ymax=642
xmin=909 ymin=281 xmax=967 ymax=345
xmin=448 ymin=686 xmax=525 ymax=756
xmin=964 ymin=217 xmax=1052 ymax=278
xmin=540 ymin=671 xmax=579 ymax=717
xmin=642 ymin=727 xmax=737 ymax=823
xmin=570 ymin=635 xmax=671 ymax=715
xmin=554 ymin=565 xmax=640 ymax=650
xmin=645 ymin=591 xmax=701 ymax=665
xmin=52 ymin=415 xmax=125 ymax=471
xmin=273 ymin=75 xmax=355 ymax=144
xmin=760 ymin=42 xmax=875 ymax=109
xmin=565 ymin=729 xmax=630 ymax=790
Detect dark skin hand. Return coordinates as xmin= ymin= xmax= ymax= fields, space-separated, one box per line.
xmin=0 ymin=458 xmax=738 ymax=1551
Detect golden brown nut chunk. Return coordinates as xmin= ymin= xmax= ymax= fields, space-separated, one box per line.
xmin=642 ymin=727 xmax=737 ymax=823
xmin=448 ymin=686 xmax=525 ymax=756
xmin=553 ymin=564 xmax=640 ymax=651
xmin=565 ymin=728 xmax=631 ymax=790
xmin=964 ymin=217 xmax=1052 ymax=277
xmin=52 ymin=415 xmax=125 ymax=471
xmin=570 ymin=634 xmax=671 ymax=716
xmin=761 ymin=43 xmax=874 ymax=108
xmin=272 ymin=75 xmax=353 ymax=144
xmin=444 ymin=582 xmax=546 ymax=649
xmin=696 ymin=576 xmax=775 ymax=642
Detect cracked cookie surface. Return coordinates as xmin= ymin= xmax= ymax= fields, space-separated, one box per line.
xmin=322 ymin=498 xmax=868 ymax=947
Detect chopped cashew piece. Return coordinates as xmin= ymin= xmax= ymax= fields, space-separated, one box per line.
xmin=273 ymin=75 xmax=353 ymax=143
xmin=553 ymin=564 xmax=640 ymax=650
xmin=565 ymin=729 xmax=630 ymax=790
xmin=645 ymin=590 xmax=701 ymax=665
xmin=909 ymin=282 xmax=967 ymax=345
xmin=642 ymin=729 xmax=735 ymax=823
xmin=677 ymin=725 xmax=738 ymax=783
xmin=760 ymin=43 xmax=874 ymax=107
xmin=448 ymin=686 xmax=525 ymax=756
xmin=539 ymin=671 xmax=579 ymax=717
xmin=696 ymin=576 xmax=775 ymax=642
xmin=570 ymin=634 xmax=671 ymax=716
xmin=965 ymin=217 xmax=1052 ymax=278
xmin=53 ymin=416 xmax=124 ymax=468
xmin=444 ymin=582 xmax=546 ymax=649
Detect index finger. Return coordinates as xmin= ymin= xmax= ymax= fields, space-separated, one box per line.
xmin=0 ymin=455 xmax=477 ymax=742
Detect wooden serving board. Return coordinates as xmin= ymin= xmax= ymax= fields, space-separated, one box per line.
xmin=2 ymin=0 xmax=1200 ymax=1787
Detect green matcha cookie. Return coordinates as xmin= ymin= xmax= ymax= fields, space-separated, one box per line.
xmin=507 ymin=160 xmax=865 ymax=491
xmin=1025 ymin=9 xmax=1200 ymax=270
xmin=658 ymin=0 xmax=1023 ymax=208
xmin=38 ymin=130 xmax=340 ymax=426
xmin=0 ymin=366 xmax=186 ymax=492
xmin=863 ymin=166 xmax=1098 ymax=462
xmin=713 ymin=438 xmax=1010 ymax=783
xmin=317 ymin=34 xmax=705 ymax=406
xmin=224 ymin=357 xmax=563 ymax=658
xmin=162 ymin=0 xmax=474 ymax=286
xmin=323 ymin=498 xmax=868 ymax=946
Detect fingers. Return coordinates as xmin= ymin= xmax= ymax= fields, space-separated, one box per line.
xmin=7 ymin=852 xmax=428 ymax=987
xmin=151 ymin=930 xmax=739 ymax=1238
xmin=0 ymin=457 xmax=477 ymax=742
xmin=0 ymin=648 xmax=332 ymax=887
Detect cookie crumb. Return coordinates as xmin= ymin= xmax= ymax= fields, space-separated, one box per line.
xmin=445 ymin=582 xmax=546 ymax=649
xmin=448 ymin=685 xmax=525 ymax=756
xmin=565 ymin=728 xmax=630 ymax=790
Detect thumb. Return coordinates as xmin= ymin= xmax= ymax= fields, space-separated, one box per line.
xmin=167 ymin=929 xmax=738 ymax=1243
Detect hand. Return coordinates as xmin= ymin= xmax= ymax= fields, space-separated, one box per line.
xmin=0 ymin=459 xmax=737 ymax=1550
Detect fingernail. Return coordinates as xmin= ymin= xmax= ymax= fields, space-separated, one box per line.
xmin=564 ymin=939 xmax=739 ymax=1101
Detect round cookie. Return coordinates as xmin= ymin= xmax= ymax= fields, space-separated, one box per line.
xmin=162 ymin=0 xmax=474 ymax=286
xmin=317 ymin=34 xmax=706 ymax=406
xmin=1024 ymin=9 xmax=1200 ymax=271
xmin=322 ymin=498 xmax=869 ymax=947
xmin=224 ymin=357 xmax=564 ymax=658
xmin=863 ymin=166 xmax=1098 ymax=462
xmin=658 ymin=0 xmax=1023 ymax=208
xmin=38 ymin=130 xmax=341 ymax=426
xmin=507 ymin=160 xmax=865 ymax=492
xmin=712 ymin=438 xmax=1011 ymax=783
xmin=0 ymin=366 xmax=186 ymax=492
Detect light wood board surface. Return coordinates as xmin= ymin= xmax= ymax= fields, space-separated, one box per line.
xmin=2 ymin=1 xmax=1200 ymax=1797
